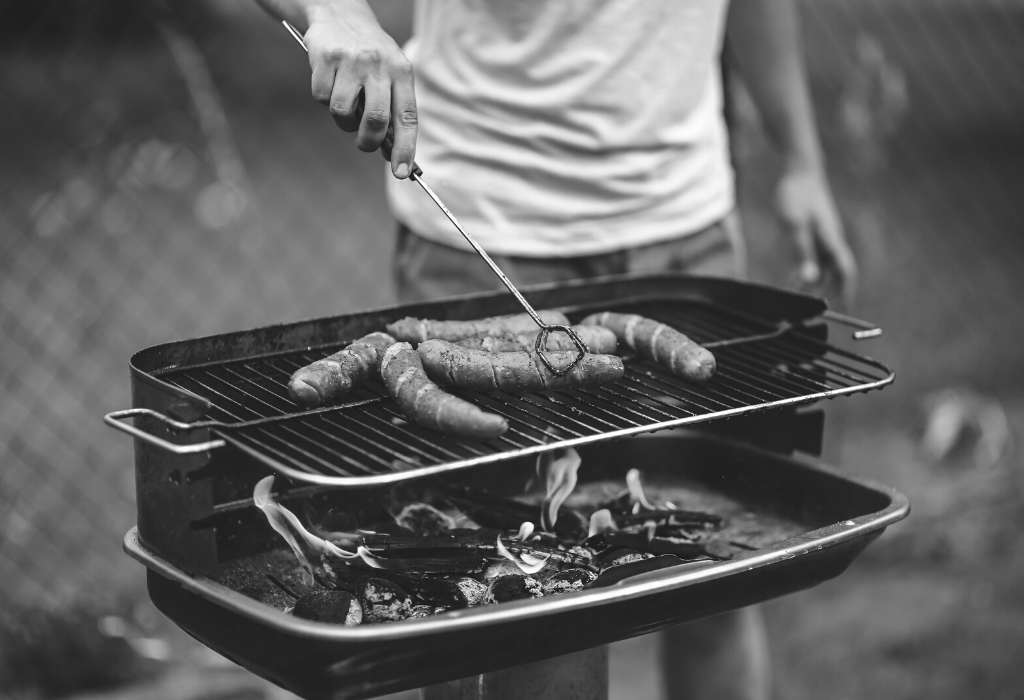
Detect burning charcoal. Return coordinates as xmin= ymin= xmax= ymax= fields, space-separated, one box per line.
xmin=395 ymin=503 xmax=456 ymax=536
xmin=483 ymin=559 xmax=526 ymax=581
xmin=405 ymin=577 xmax=471 ymax=609
xmin=358 ymin=533 xmax=491 ymax=574
xmin=454 ymin=577 xmax=489 ymax=607
xmin=292 ymin=590 xmax=363 ymax=626
xmin=485 ymin=574 xmax=543 ymax=604
xmin=596 ymin=548 xmax=654 ymax=568
xmin=498 ymin=538 xmax=598 ymax=572
xmin=365 ymin=550 xmax=490 ymax=575
xmin=587 ymin=532 xmax=709 ymax=559
xmin=541 ymin=568 xmax=597 ymax=596
xmin=568 ymin=545 xmax=597 ymax=561
xmin=359 ymin=578 xmax=414 ymax=623
xmin=408 ymin=604 xmax=436 ymax=619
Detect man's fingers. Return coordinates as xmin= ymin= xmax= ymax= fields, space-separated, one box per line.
xmin=329 ymin=79 xmax=362 ymax=133
xmin=792 ymin=223 xmax=820 ymax=286
xmin=354 ymin=80 xmax=391 ymax=152
xmin=815 ymin=214 xmax=859 ymax=308
xmin=389 ymin=72 xmax=418 ymax=178
xmin=310 ymin=61 xmax=336 ymax=106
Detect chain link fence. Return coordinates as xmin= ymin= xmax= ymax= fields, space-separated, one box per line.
xmin=1 ymin=0 xmax=1022 ymax=696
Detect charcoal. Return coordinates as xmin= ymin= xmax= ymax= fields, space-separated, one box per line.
xmin=359 ymin=578 xmax=414 ymax=623
xmin=541 ymin=568 xmax=597 ymax=596
xmin=362 ymin=550 xmax=490 ymax=575
xmin=586 ymin=532 xmax=709 ymax=559
xmin=454 ymin=577 xmax=489 ymax=606
xmin=595 ymin=548 xmax=654 ymax=568
xmin=498 ymin=539 xmax=598 ymax=572
xmin=485 ymin=574 xmax=543 ymax=604
xmin=408 ymin=604 xmax=436 ymax=619
xmin=483 ymin=560 xmax=525 ymax=580
xmin=394 ymin=503 xmax=455 ymax=536
xmin=292 ymin=590 xmax=363 ymax=626
xmin=361 ymin=531 xmax=500 ymax=552
xmin=404 ymin=577 xmax=470 ymax=609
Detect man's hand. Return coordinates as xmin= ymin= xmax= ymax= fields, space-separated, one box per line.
xmin=727 ymin=0 xmax=859 ymax=308
xmin=775 ymin=165 xmax=857 ymax=308
xmin=260 ymin=0 xmax=417 ymax=178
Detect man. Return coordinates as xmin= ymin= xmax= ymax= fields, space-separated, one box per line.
xmin=257 ymin=1 xmax=856 ymax=697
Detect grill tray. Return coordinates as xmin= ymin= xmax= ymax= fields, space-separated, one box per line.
xmin=112 ymin=274 xmax=892 ymax=486
xmin=125 ymin=434 xmax=909 ymax=700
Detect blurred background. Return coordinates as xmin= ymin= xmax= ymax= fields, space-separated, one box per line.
xmin=1 ymin=0 xmax=1022 ymax=698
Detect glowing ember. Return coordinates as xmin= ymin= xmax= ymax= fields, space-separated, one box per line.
xmin=253 ymin=476 xmax=357 ymax=584
xmin=539 ymin=447 xmax=582 ymax=531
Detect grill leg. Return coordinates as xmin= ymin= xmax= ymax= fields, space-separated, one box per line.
xmin=421 ymin=645 xmax=608 ymax=700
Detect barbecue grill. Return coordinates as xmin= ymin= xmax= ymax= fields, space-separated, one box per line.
xmin=109 ymin=273 xmax=907 ymax=699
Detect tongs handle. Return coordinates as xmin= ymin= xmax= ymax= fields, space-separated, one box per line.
xmin=822 ymin=309 xmax=882 ymax=340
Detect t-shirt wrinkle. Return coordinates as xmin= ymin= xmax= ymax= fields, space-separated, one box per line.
xmin=386 ymin=0 xmax=734 ymax=258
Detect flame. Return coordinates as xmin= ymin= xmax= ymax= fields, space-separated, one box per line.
xmin=253 ymin=476 xmax=357 ymax=584
xmin=539 ymin=447 xmax=581 ymax=531
xmin=356 ymin=545 xmax=385 ymax=569
xmin=495 ymin=534 xmax=551 ymax=575
xmin=642 ymin=519 xmax=658 ymax=542
xmin=626 ymin=469 xmax=655 ymax=510
xmin=588 ymin=509 xmax=618 ymax=538
xmin=514 ymin=521 xmax=535 ymax=541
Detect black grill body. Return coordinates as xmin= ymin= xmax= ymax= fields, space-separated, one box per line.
xmin=126 ymin=435 xmax=907 ymax=699
xmin=117 ymin=274 xmax=905 ymax=698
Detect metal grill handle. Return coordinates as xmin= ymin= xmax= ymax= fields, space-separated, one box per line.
xmin=104 ymin=409 xmax=226 ymax=455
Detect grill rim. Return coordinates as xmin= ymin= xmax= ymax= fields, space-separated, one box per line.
xmin=122 ymin=432 xmax=910 ymax=641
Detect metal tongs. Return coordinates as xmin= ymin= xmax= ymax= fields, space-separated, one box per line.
xmin=282 ymin=21 xmax=587 ymax=376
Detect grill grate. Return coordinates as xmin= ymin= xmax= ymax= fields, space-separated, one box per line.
xmin=152 ymin=299 xmax=892 ymax=485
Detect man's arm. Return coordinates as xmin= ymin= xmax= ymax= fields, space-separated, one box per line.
xmin=256 ymin=0 xmax=417 ymax=179
xmin=727 ymin=0 xmax=857 ymax=305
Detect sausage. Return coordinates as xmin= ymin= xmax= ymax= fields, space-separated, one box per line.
xmin=380 ymin=342 xmax=508 ymax=440
xmin=580 ymin=312 xmax=715 ymax=382
xmin=455 ymin=325 xmax=617 ymax=354
xmin=288 ymin=332 xmax=396 ymax=408
xmin=386 ymin=310 xmax=570 ymax=344
xmin=416 ymin=339 xmax=624 ymax=393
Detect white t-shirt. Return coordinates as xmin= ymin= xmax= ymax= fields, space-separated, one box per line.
xmin=385 ymin=0 xmax=734 ymax=258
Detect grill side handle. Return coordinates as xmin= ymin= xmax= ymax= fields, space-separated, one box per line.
xmin=104 ymin=409 xmax=226 ymax=454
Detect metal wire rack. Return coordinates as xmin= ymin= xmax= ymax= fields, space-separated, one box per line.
xmin=117 ymin=299 xmax=893 ymax=486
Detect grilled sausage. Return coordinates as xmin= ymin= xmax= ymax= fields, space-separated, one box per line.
xmin=580 ymin=312 xmax=715 ymax=383
xmin=455 ymin=325 xmax=617 ymax=354
xmin=416 ymin=339 xmax=624 ymax=393
xmin=380 ymin=342 xmax=508 ymax=439
xmin=288 ymin=332 xmax=396 ymax=408
xmin=386 ymin=310 xmax=570 ymax=344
